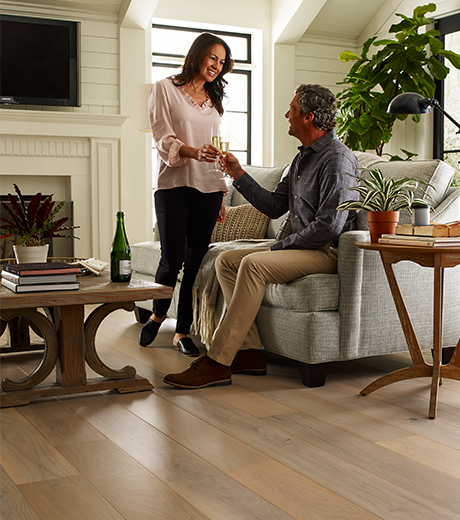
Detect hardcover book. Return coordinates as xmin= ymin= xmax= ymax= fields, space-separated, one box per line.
xmin=1 ymin=277 xmax=80 ymax=293
xmin=2 ymin=262 xmax=81 ymax=276
xmin=1 ymin=270 xmax=78 ymax=285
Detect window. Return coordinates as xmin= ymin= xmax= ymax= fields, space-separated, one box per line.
xmin=434 ymin=14 xmax=460 ymax=185
xmin=151 ymin=24 xmax=252 ymax=165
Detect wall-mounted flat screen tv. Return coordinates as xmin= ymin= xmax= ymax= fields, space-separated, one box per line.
xmin=0 ymin=14 xmax=80 ymax=107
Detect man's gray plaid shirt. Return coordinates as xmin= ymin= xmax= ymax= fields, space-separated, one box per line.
xmin=233 ymin=130 xmax=360 ymax=250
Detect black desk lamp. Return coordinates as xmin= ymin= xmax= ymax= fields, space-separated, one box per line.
xmin=387 ymin=92 xmax=460 ymax=134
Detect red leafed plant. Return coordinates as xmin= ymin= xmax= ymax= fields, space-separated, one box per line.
xmin=0 ymin=184 xmax=79 ymax=246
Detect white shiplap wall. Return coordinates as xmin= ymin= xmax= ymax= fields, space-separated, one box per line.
xmin=0 ymin=6 xmax=120 ymax=115
xmin=79 ymin=18 xmax=119 ymax=114
xmin=295 ymin=39 xmax=357 ymax=96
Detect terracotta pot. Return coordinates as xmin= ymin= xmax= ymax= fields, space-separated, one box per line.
xmin=366 ymin=211 xmax=400 ymax=243
xmin=13 ymin=244 xmax=49 ymax=264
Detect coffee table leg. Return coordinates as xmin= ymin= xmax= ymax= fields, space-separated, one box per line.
xmin=1 ymin=309 xmax=59 ymax=391
xmin=84 ymin=301 xmax=137 ymax=379
xmin=56 ymin=304 xmax=86 ymax=386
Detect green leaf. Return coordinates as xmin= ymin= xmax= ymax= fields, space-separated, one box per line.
xmin=389 ymin=19 xmax=416 ymax=34
xmin=427 ymin=57 xmax=449 ymax=80
xmin=413 ymin=3 xmax=437 ymax=19
xmin=359 ymin=113 xmax=373 ymax=129
xmin=429 ymin=38 xmax=443 ymax=55
xmin=374 ymin=39 xmax=397 ymax=46
xmin=404 ymin=34 xmax=430 ymax=48
xmin=438 ymin=49 xmax=460 ymax=69
xmin=339 ymin=51 xmax=359 ymax=63
xmin=361 ymin=37 xmax=377 ymax=59
xmin=400 ymin=148 xmax=418 ymax=159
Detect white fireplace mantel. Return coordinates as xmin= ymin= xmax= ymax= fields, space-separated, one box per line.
xmin=0 ymin=109 xmax=129 ymax=261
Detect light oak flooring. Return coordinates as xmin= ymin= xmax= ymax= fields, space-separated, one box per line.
xmin=1 ymin=307 xmax=460 ymax=520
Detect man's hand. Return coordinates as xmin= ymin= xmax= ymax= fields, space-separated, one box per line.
xmin=224 ymin=152 xmax=245 ymax=181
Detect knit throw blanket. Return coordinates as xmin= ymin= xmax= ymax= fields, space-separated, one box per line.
xmin=191 ymin=239 xmax=274 ymax=347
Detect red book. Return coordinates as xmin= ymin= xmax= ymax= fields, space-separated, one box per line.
xmin=2 ymin=262 xmax=81 ymax=276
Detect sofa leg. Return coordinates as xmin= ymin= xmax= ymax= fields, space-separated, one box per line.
xmin=133 ymin=306 xmax=152 ymax=324
xmin=298 ymin=362 xmax=328 ymax=387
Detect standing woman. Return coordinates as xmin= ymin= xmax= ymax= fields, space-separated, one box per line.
xmin=139 ymin=33 xmax=232 ymax=356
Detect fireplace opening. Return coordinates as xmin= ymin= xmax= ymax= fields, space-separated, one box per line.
xmin=0 ymin=197 xmax=75 ymax=260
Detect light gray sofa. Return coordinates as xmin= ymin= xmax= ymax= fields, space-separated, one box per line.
xmin=131 ymin=153 xmax=460 ymax=386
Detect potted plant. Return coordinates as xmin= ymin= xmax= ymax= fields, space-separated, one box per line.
xmin=336 ymin=3 xmax=460 ymax=157
xmin=0 ymin=184 xmax=79 ymax=263
xmin=336 ymin=168 xmax=433 ymax=242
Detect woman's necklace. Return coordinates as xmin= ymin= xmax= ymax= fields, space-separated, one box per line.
xmin=190 ymin=81 xmax=204 ymax=94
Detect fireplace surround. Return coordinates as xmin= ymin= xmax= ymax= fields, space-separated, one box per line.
xmin=0 ymin=109 xmax=128 ymax=260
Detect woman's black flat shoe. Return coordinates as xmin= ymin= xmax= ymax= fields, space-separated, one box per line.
xmin=176 ymin=337 xmax=199 ymax=357
xmin=139 ymin=318 xmax=163 ymax=347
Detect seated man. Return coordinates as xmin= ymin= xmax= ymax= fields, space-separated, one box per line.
xmin=164 ymin=83 xmax=359 ymax=389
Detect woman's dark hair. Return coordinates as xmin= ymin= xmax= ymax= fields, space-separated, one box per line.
xmin=172 ymin=33 xmax=233 ymax=116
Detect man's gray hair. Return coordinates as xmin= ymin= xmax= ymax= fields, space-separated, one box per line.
xmin=295 ymin=84 xmax=337 ymax=131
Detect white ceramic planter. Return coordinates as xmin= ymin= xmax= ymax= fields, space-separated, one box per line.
xmin=13 ymin=244 xmax=49 ymax=264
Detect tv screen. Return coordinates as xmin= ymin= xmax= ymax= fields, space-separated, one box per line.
xmin=0 ymin=15 xmax=80 ymax=107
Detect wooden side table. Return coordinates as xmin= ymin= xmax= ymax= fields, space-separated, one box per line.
xmin=355 ymin=242 xmax=460 ymax=419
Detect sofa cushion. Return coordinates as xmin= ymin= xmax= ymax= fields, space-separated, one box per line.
xmin=232 ymin=165 xmax=288 ymax=206
xmin=131 ymin=241 xmax=162 ymax=277
xmin=262 ymin=273 xmax=339 ymax=312
xmin=211 ymin=204 xmax=269 ymax=243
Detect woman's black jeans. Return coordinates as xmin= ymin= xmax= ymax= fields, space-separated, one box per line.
xmin=152 ymin=186 xmax=223 ymax=334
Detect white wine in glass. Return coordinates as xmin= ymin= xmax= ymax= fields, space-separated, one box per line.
xmin=219 ymin=126 xmax=230 ymax=179
xmin=219 ymin=140 xmax=229 ymax=157
xmin=209 ymin=123 xmax=221 ymax=173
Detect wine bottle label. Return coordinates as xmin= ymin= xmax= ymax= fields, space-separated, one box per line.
xmin=119 ymin=260 xmax=131 ymax=275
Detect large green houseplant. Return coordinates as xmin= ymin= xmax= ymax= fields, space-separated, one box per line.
xmin=0 ymin=184 xmax=79 ymax=262
xmin=336 ymin=3 xmax=460 ymax=157
xmin=336 ymin=168 xmax=433 ymax=242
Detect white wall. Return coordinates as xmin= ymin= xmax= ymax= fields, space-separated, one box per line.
xmin=0 ymin=4 xmax=125 ymax=260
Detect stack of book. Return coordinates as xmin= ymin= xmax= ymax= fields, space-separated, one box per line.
xmin=378 ymin=234 xmax=460 ymax=247
xmin=1 ymin=262 xmax=81 ymax=293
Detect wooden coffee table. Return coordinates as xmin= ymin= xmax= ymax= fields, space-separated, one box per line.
xmin=0 ymin=272 xmax=172 ymax=407
xmin=356 ymin=242 xmax=460 ymax=418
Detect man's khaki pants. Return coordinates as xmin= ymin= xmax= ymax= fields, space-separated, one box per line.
xmin=208 ymin=244 xmax=338 ymax=366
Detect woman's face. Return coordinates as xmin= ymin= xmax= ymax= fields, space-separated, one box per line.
xmin=197 ymin=44 xmax=226 ymax=83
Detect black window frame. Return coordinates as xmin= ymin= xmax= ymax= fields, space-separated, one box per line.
xmin=151 ymin=24 xmax=252 ymax=164
xmin=434 ymin=13 xmax=460 ymax=160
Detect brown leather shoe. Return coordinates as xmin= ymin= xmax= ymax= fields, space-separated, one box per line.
xmin=231 ymin=349 xmax=267 ymax=375
xmin=163 ymin=355 xmax=232 ymax=389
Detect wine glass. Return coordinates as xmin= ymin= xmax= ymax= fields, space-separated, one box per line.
xmin=218 ymin=125 xmax=230 ymax=179
xmin=209 ymin=123 xmax=221 ymax=173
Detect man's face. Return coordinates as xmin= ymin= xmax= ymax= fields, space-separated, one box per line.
xmin=285 ymin=94 xmax=307 ymax=139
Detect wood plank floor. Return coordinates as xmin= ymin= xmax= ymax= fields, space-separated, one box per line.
xmin=1 ymin=307 xmax=460 ymax=520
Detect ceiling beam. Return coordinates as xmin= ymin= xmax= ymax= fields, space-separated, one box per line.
xmin=119 ymin=0 xmax=159 ymax=29
xmin=272 ymin=0 xmax=328 ymax=44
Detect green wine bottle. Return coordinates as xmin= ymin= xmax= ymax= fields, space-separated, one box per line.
xmin=110 ymin=211 xmax=131 ymax=282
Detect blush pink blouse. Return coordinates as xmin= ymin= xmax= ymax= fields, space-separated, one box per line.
xmin=148 ymin=77 xmax=227 ymax=193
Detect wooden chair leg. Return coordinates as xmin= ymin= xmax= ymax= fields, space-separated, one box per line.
xmin=133 ymin=305 xmax=152 ymax=324
xmin=298 ymin=362 xmax=329 ymax=387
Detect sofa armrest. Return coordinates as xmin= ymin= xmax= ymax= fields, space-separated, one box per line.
xmin=336 ymin=231 xmax=371 ymax=357
xmin=431 ymin=187 xmax=460 ymax=223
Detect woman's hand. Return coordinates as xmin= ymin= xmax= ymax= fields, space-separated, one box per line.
xmin=216 ymin=202 xmax=226 ymax=223
xmin=196 ymin=144 xmax=220 ymax=163
xmin=179 ymin=144 xmax=220 ymax=163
